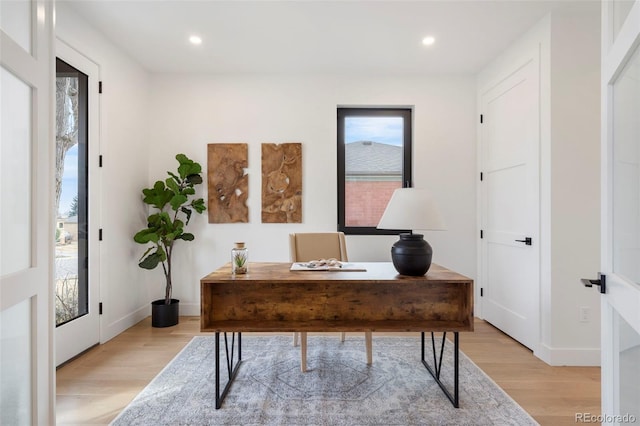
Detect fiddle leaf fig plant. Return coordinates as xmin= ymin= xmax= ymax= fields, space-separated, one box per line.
xmin=134 ymin=154 xmax=206 ymax=305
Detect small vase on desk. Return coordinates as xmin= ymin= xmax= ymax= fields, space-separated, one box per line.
xmin=232 ymin=242 xmax=248 ymax=274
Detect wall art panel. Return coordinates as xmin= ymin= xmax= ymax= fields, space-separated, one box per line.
xmin=261 ymin=143 xmax=302 ymax=223
xmin=207 ymin=143 xmax=248 ymax=223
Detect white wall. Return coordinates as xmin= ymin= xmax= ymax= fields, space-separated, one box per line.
xmin=56 ymin=3 xmax=151 ymax=342
xmin=548 ymin=2 xmax=601 ymax=363
xmin=148 ymin=74 xmax=477 ymax=314
xmin=478 ymin=3 xmax=601 ymax=366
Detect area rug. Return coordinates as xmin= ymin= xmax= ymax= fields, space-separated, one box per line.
xmin=111 ymin=335 xmax=538 ymax=425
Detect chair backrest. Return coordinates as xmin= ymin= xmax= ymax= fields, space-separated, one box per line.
xmin=289 ymin=232 xmax=348 ymax=262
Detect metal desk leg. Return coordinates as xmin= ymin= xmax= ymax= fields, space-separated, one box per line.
xmin=215 ymin=332 xmax=242 ymax=409
xmin=421 ymin=331 xmax=459 ymax=408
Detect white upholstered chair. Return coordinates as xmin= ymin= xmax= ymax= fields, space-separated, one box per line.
xmin=289 ymin=232 xmax=373 ymax=372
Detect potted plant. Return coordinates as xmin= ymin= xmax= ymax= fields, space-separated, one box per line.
xmin=231 ymin=242 xmax=248 ymax=274
xmin=134 ymin=154 xmax=206 ymax=327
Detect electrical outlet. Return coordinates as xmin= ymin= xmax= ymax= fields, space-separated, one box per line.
xmin=579 ymin=307 xmax=591 ymax=323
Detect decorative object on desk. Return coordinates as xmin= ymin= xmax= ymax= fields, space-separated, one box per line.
xmin=207 ymin=143 xmax=248 ymax=223
xmin=231 ymin=242 xmax=248 ymax=274
xmin=303 ymin=258 xmax=342 ymax=268
xmin=262 ymin=143 xmax=302 ymax=223
xmin=290 ymin=260 xmax=367 ymax=271
xmin=133 ymin=154 xmax=206 ymax=327
xmin=377 ymin=188 xmax=446 ymax=276
xmin=111 ymin=336 xmax=537 ymax=426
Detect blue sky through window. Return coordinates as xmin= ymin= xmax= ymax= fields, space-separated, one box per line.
xmin=60 ymin=144 xmax=78 ymax=216
xmin=345 ymin=117 xmax=403 ymax=146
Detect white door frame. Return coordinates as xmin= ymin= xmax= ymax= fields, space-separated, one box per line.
xmin=0 ymin=0 xmax=55 ymax=423
xmin=600 ymin=0 xmax=640 ymax=421
xmin=54 ymin=39 xmax=102 ymax=365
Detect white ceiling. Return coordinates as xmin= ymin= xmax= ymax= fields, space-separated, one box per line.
xmin=64 ymin=0 xmax=573 ymax=74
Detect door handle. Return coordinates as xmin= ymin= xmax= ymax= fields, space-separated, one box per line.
xmin=515 ymin=237 xmax=532 ymax=245
xmin=581 ymin=274 xmax=606 ymax=294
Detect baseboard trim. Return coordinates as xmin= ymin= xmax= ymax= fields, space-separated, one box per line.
xmin=536 ymin=343 xmax=600 ymax=366
xmin=179 ymin=302 xmax=200 ymax=317
xmin=101 ymin=304 xmax=149 ymax=343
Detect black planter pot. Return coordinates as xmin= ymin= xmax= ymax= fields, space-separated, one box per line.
xmin=390 ymin=233 xmax=433 ymax=276
xmin=151 ymin=298 xmax=179 ymax=328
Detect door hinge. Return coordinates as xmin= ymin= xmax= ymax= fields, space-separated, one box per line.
xmin=480 ymin=230 xmax=483 ymax=239
xmin=480 ymin=114 xmax=483 ymax=124
xmin=99 ymin=302 xmax=103 ymax=315
xmin=99 ymin=155 xmax=103 ymax=167
xmin=480 ymin=172 xmax=483 ymax=181
xmin=99 ymin=81 xmax=103 ymax=94
xmin=480 ymin=288 xmax=484 ymax=297
xmin=99 ymin=228 xmax=103 ymax=241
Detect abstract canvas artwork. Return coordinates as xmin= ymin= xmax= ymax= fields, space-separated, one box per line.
xmin=261 ymin=143 xmax=302 ymax=223
xmin=207 ymin=143 xmax=249 ymax=223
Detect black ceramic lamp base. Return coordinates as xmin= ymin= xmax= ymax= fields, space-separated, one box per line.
xmin=390 ymin=233 xmax=433 ymax=276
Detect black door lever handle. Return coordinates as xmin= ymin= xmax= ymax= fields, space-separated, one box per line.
xmin=515 ymin=237 xmax=532 ymax=245
xmin=581 ymin=274 xmax=606 ymax=294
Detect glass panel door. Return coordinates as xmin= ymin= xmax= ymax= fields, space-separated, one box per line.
xmin=0 ymin=67 xmax=32 ymax=276
xmin=613 ymin=0 xmax=635 ymax=42
xmin=0 ymin=0 xmax=55 ymax=422
xmin=616 ymin=312 xmax=640 ymax=419
xmin=611 ymin=39 xmax=640 ymax=287
xmin=0 ymin=300 xmax=31 ymax=425
xmin=0 ymin=66 xmax=33 ymax=425
xmin=55 ymin=58 xmax=89 ymax=327
xmin=0 ymin=0 xmax=32 ymax=54
xmin=601 ymin=2 xmax=640 ymax=424
xmin=54 ymin=41 xmax=100 ymax=366
xmin=607 ymin=39 xmax=640 ymax=420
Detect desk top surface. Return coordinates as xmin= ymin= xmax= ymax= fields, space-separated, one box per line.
xmin=201 ymin=262 xmax=472 ymax=284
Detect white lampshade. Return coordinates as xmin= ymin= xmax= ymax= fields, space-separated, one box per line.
xmin=377 ymin=188 xmax=446 ymax=231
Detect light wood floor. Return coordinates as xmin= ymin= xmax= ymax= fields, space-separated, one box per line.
xmin=56 ymin=317 xmax=600 ymax=425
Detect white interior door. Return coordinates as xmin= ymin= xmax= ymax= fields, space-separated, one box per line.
xmin=600 ymin=1 xmax=640 ymax=423
xmin=480 ymin=56 xmax=540 ymax=351
xmin=0 ymin=0 xmax=55 ymax=424
xmin=54 ymin=40 xmax=101 ymax=365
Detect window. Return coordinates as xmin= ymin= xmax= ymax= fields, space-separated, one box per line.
xmin=337 ymin=108 xmax=412 ymax=235
xmin=55 ymin=58 xmax=89 ymax=326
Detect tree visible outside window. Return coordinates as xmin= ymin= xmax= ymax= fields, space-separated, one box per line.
xmin=337 ymin=108 xmax=412 ymax=235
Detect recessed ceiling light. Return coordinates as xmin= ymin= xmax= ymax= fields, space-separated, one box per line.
xmin=422 ymin=36 xmax=435 ymax=46
xmin=189 ymin=35 xmax=202 ymax=45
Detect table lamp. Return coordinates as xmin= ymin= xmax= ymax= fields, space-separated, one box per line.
xmin=377 ymin=188 xmax=446 ymax=276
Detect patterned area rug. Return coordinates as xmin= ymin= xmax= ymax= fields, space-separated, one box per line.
xmin=111 ymin=335 xmax=538 ymax=425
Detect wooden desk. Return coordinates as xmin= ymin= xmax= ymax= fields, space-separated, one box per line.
xmin=201 ymin=262 xmax=474 ymax=408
